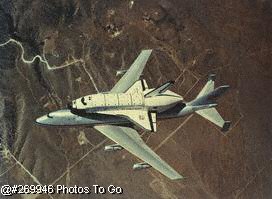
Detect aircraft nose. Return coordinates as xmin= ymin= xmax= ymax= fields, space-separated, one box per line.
xmin=36 ymin=115 xmax=48 ymax=124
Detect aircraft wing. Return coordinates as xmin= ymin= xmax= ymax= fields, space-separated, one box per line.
xmin=97 ymin=109 xmax=157 ymax=132
xmin=111 ymin=49 xmax=152 ymax=93
xmin=94 ymin=125 xmax=183 ymax=180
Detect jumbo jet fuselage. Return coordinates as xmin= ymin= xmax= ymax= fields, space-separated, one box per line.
xmin=36 ymin=83 xmax=221 ymax=129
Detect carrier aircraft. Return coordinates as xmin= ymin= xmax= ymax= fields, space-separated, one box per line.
xmin=36 ymin=50 xmax=231 ymax=180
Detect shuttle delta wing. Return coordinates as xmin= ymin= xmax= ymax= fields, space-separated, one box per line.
xmin=111 ymin=49 xmax=152 ymax=93
xmin=94 ymin=125 xmax=183 ymax=180
xmin=96 ymin=109 xmax=155 ymax=132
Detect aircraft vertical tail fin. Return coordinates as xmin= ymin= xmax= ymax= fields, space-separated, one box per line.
xmin=190 ymin=74 xmax=231 ymax=132
xmin=196 ymin=74 xmax=215 ymax=98
xmin=191 ymin=74 xmax=230 ymax=106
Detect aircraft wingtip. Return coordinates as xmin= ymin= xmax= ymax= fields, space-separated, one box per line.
xmin=209 ymin=74 xmax=216 ymax=81
xmin=172 ymin=175 xmax=186 ymax=180
xmin=142 ymin=49 xmax=153 ymax=53
xmin=221 ymin=121 xmax=231 ymax=132
xmin=170 ymin=172 xmax=186 ymax=180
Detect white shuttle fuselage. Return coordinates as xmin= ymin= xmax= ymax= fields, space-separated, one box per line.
xmin=71 ymin=89 xmax=183 ymax=113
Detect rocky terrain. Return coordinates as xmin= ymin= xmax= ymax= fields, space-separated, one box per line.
xmin=0 ymin=0 xmax=271 ymax=199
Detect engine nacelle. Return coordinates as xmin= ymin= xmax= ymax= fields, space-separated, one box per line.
xmin=116 ymin=69 xmax=143 ymax=77
xmin=104 ymin=144 xmax=123 ymax=152
xmin=133 ymin=162 xmax=151 ymax=170
xmin=116 ymin=70 xmax=127 ymax=76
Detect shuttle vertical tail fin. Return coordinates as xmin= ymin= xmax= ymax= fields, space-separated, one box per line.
xmin=144 ymin=81 xmax=175 ymax=98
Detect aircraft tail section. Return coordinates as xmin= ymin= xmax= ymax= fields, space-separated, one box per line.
xmin=189 ymin=74 xmax=231 ymax=132
xmin=190 ymin=74 xmax=230 ymax=106
xmin=196 ymin=74 xmax=215 ymax=98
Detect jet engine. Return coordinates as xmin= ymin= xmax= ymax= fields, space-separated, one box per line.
xmin=104 ymin=144 xmax=123 ymax=151
xmin=116 ymin=70 xmax=127 ymax=76
xmin=116 ymin=69 xmax=143 ymax=77
xmin=133 ymin=162 xmax=151 ymax=170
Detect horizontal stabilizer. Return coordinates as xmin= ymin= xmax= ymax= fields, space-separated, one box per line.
xmin=196 ymin=108 xmax=230 ymax=132
xmin=145 ymin=81 xmax=174 ymax=98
